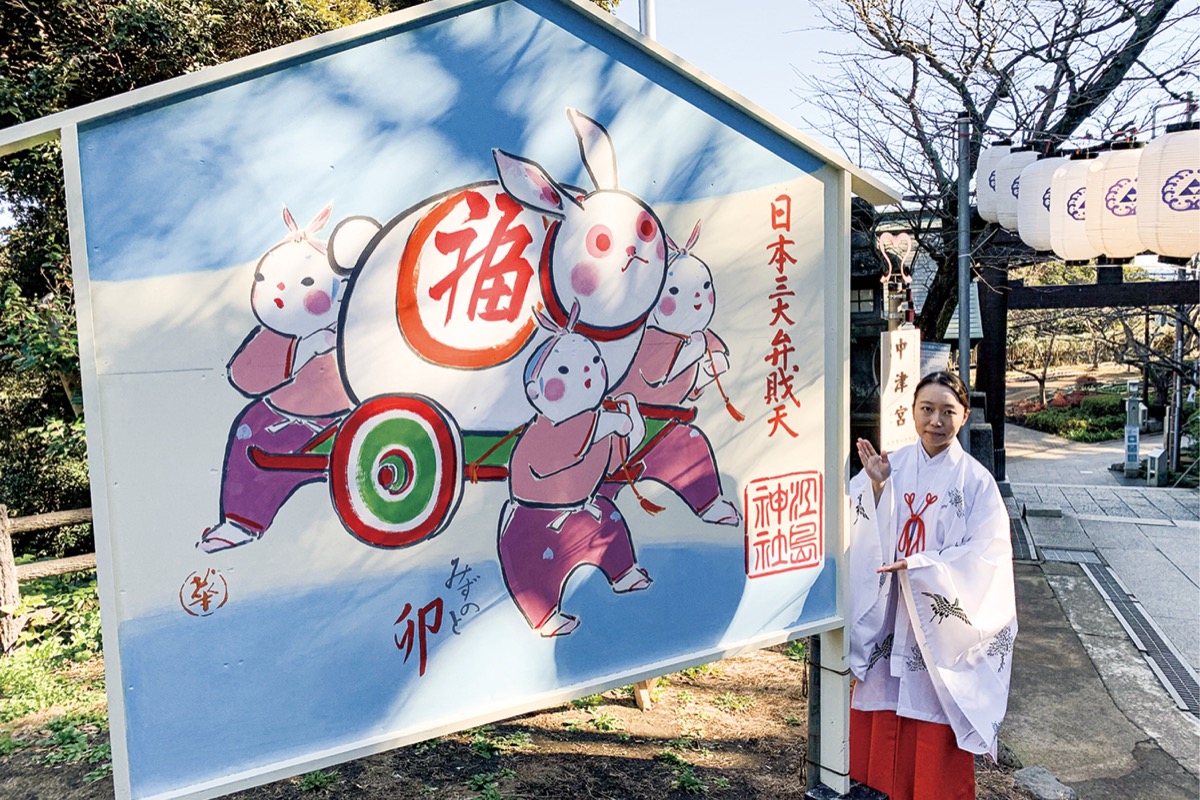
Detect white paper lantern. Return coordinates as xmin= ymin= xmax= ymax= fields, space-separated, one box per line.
xmin=1017 ymin=154 xmax=1068 ymax=252
xmin=995 ymin=147 xmax=1040 ymax=231
xmin=976 ymin=140 xmax=1012 ymax=223
xmin=1050 ymin=150 xmax=1101 ymax=262
xmin=1138 ymin=121 xmax=1200 ymax=259
xmin=1085 ymin=142 xmax=1145 ymax=259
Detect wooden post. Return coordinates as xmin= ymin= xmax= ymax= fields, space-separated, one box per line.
xmin=632 ymin=678 xmax=654 ymax=711
xmin=0 ymin=505 xmax=21 ymax=654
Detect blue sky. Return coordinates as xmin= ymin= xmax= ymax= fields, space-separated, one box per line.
xmin=612 ymin=0 xmax=844 ymax=153
xmin=76 ymin=0 xmax=824 ymax=282
xmin=0 ymin=0 xmax=839 ymax=240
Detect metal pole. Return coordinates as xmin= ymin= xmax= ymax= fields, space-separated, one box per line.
xmin=1173 ymin=94 xmax=1196 ymax=472
xmin=1171 ymin=262 xmax=1185 ymax=471
xmin=639 ymin=0 xmax=656 ymax=40
xmin=805 ymin=635 xmax=821 ymax=792
xmin=957 ymin=112 xmax=972 ymax=449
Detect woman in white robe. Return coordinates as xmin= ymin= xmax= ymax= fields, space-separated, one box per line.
xmin=847 ymin=371 xmax=1016 ymax=800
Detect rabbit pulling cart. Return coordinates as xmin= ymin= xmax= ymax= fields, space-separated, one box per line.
xmin=198 ymin=108 xmax=741 ymax=553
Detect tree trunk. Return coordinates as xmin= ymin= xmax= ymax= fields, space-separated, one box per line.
xmin=0 ymin=507 xmax=21 ymax=654
xmin=916 ymin=221 xmax=961 ymax=343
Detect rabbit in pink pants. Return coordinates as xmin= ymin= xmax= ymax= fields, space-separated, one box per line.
xmin=612 ymin=222 xmax=742 ymax=526
xmin=498 ymin=306 xmax=651 ymax=637
xmin=198 ymin=205 xmax=379 ymax=552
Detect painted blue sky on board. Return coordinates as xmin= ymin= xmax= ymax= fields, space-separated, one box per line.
xmin=77 ymin=0 xmax=823 ymax=283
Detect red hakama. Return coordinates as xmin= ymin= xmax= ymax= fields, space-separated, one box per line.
xmin=849 ymin=708 xmax=975 ymax=800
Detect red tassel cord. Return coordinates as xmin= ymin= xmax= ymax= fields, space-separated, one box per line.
xmin=705 ymin=346 xmax=745 ymax=422
xmin=897 ymin=492 xmax=937 ymax=557
xmin=603 ymin=398 xmax=665 ymax=515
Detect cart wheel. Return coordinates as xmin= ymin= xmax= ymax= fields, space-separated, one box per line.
xmin=330 ymin=394 xmax=463 ymax=548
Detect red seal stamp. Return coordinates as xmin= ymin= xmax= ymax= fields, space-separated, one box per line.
xmin=180 ymin=569 xmax=229 ymax=617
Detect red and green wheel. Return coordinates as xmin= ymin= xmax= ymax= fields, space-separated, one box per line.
xmin=330 ymin=394 xmax=462 ymax=548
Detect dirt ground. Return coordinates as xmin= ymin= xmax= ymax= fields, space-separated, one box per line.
xmin=0 ymin=646 xmax=1033 ymax=800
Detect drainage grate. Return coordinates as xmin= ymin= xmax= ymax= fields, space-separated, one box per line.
xmin=1041 ymin=548 xmax=1103 ymax=564
xmin=1082 ymin=563 xmax=1200 ymax=716
xmin=1009 ymin=517 xmax=1037 ymax=562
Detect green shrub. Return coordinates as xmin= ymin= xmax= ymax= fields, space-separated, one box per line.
xmin=1023 ymin=407 xmax=1123 ymax=442
xmin=1079 ymin=394 xmax=1125 ymax=415
xmin=0 ymin=371 xmax=92 ymax=558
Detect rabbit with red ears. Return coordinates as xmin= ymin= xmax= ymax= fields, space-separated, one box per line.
xmin=609 ymin=221 xmax=742 ymax=526
xmin=198 ymin=205 xmax=380 ymax=553
xmin=497 ymin=303 xmax=651 ymax=638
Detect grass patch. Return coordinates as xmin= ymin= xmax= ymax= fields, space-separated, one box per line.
xmin=671 ymin=762 xmax=709 ymax=794
xmin=467 ymin=727 xmax=533 ymax=759
xmin=675 ymin=662 xmax=719 ymax=681
xmin=0 ymin=572 xmax=106 ymax=724
xmin=466 ymin=767 xmax=516 ymax=790
xmin=0 ymin=573 xmax=111 ymax=780
xmin=295 ymin=769 xmax=340 ymax=792
xmin=588 ymin=711 xmax=624 ymax=732
xmin=0 ymin=732 xmax=29 ymax=755
xmin=569 ymin=693 xmax=604 ymax=710
xmin=713 ymin=692 xmax=755 ymax=713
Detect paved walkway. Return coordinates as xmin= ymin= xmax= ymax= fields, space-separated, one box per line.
xmin=1001 ymin=423 xmax=1200 ymax=799
xmin=1006 ymin=424 xmax=1198 ymax=674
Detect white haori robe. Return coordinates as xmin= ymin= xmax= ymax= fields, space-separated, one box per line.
xmin=847 ymin=439 xmax=1017 ymax=758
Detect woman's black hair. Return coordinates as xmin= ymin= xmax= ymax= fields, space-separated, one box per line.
xmin=914 ymin=370 xmax=969 ymax=410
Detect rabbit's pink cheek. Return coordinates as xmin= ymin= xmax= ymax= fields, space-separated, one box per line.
xmin=656 ymin=238 xmax=665 ymax=260
xmin=543 ymin=378 xmax=566 ymax=402
xmin=304 ymin=290 xmax=332 ymax=315
xmin=707 ymin=291 xmax=715 ymax=305
xmin=571 ymin=263 xmax=599 ymax=296
xmin=658 ymin=297 xmax=677 ymax=316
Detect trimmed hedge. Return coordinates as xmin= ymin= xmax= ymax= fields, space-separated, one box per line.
xmin=1024 ymin=406 xmax=1125 ymax=442
xmin=1079 ymin=393 xmax=1125 ymax=416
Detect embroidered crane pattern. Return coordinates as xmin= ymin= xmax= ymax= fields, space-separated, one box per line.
xmin=866 ymin=633 xmax=893 ymax=672
xmin=898 ymin=492 xmax=937 ymax=556
xmin=922 ymin=591 xmax=972 ymax=625
xmin=854 ymin=492 xmax=869 ymax=522
xmin=987 ymin=625 xmax=1015 ymax=669
xmin=944 ymin=488 xmax=965 ymax=519
xmin=905 ymin=643 xmax=926 ymax=672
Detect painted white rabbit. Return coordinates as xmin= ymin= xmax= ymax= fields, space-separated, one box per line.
xmin=337 ymin=108 xmax=669 ymax=434
xmin=198 ymin=205 xmax=380 ymax=553
xmin=611 ymin=220 xmax=743 ymax=527
xmin=498 ymin=303 xmax=650 ymax=638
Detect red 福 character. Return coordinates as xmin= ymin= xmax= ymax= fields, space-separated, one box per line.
xmin=429 ymin=192 xmax=534 ymax=325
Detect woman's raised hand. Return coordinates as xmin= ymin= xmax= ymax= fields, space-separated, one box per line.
xmin=856 ymin=438 xmax=891 ymax=485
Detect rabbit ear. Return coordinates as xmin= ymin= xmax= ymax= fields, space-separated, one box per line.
xmin=664 ymin=231 xmax=680 ymax=254
xmin=494 ymin=149 xmax=579 ymax=218
xmin=305 ymin=202 xmax=334 ymax=236
xmin=685 ymin=220 xmax=702 ymax=252
xmin=282 ymin=205 xmax=299 ymax=232
xmin=531 ymin=305 xmax=562 ymax=333
xmin=567 ymin=108 xmax=618 ymax=191
xmin=565 ymin=300 xmax=581 ymax=332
